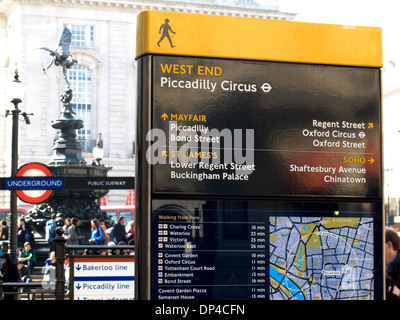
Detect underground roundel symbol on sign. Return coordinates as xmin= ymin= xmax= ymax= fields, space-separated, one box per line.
xmin=15 ymin=162 xmax=55 ymax=204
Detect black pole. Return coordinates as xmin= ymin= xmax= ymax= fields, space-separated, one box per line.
xmin=54 ymin=227 xmax=66 ymax=300
xmin=9 ymin=101 xmax=21 ymax=264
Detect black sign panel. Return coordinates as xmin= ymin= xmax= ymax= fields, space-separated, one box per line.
xmin=151 ymin=199 xmax=383 ymax=300
xmin=136 ymin=53 xmax=383 ymax=301
xmin=149 ymin=55 xmax=381 ymax=198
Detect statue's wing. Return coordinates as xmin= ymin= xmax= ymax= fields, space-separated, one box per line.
xmin=39 ymin=47 xmax=57 ymax=56
xmin=58 ymin=26 xmax=72 ymax=52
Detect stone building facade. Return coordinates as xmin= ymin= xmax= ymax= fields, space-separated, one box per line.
xmin=0 ymin=0 xmax=295 ymax=210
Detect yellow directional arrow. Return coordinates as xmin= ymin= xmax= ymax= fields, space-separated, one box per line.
xmin=161 ymin=113 xmax=168 ymax=121
xmin=161 ymin=150 xmax=168 ymax=157
xmin=368 ymin=123 xmax=373 ymax=129
xmin=368 ymin=157 xmax=374 ymax=164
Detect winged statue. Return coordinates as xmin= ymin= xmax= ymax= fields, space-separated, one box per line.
xmin=40 ymin=26 xmax=78 ymax=86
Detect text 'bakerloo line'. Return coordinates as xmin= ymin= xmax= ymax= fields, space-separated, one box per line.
xmin=145 ymin=121 xmax=255 ymax=175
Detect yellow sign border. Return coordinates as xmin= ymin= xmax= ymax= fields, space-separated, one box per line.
xmin=136 ymin=10 xmax=382 ymax=67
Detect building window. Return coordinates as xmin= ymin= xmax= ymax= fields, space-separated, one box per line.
xmin=67 ymin=24 xmax=95 ymax=47
xmin=68 ymin=65 xmax=92 ymax=143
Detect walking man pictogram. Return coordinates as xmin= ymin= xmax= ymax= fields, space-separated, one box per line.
xmin=157 ymin=19 xmax=176 ymax=48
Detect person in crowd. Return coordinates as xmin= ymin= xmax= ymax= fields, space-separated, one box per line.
xmin=0 ymin=220 xmax=9 ymax=253
xmin=117 ymin=241 xmax=127 ymax=255
xmin=19 ymin=242 xmax=36 ymax=275
xmin=63 ymin=218 xmax=71 ymax=233
xmin=1 ymin=253 xmax=19 ymax=300
xmin=106 ymin=241 xmax=116 ymax=255
xmin=126 ymin=221 xmax=135 ymax=239
xmin=17 ymin=217 xmax=33 ymax=248
xmin=99 ymin=218 xmax=109 ymax=244
xmin=386 ymin=227 xmax=400 ymax=299
xmin=99 ymin=218 xmax=107 ymax=233
xmin=42 ymin=252 xmax=56 ymax=285
xmin=386 ymin=227 xmax=400 ymax=282
xmin=67 ymin=217 xmax=84 ymax=255
xmin=89 ymin=219 xmax=104 ymax=244
xmin=43 ymin=251 xmax=56 ymax=275
xmin=127 ymin=238 xmax=135 ymax=256
xmin=17 ymin=260 xmax=32 ymax=293
xmin=64 ymin=257 xmax=70 ymax=286
xmin=114 ymin=217 xmax=131 ymax=244
xmin=67 ymin=217 xmax=84 ymax=245
xmin=387 ymin=275 xmax=400 ymax=300
xmin=106 ymin=220 xmax=116 ymax=242
xmin=0 ymin=220 xmax=8 ymax=241
xmin=45 ymin=213 xmax=57 ymax=252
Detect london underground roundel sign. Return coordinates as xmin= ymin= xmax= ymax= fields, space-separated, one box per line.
xmin=15 ymin=163 xmax=54 ymax=204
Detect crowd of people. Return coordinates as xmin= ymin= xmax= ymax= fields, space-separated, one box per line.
xmin=3 ymin=215 xmax=400 ymax=300
xmin=44 ymin=215 xmax=135 ymax=247
xmin=0 ymin=217 xmax=37 ymax=300
xmin=0 ymin=214 xmax=135 ymax=300
xmin=42 ymin=214 xmax=135 ymax=258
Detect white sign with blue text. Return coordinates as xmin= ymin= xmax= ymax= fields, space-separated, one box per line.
xmin=73 ymin=257 xmax=135 ymax=300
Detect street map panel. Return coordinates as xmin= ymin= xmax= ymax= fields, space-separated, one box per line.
xmin=269 ymin=216 xmax=374 ymax=300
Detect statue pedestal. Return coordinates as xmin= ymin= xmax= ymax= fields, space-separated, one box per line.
xmin=27 ymin=87 xmax=111 ymax=240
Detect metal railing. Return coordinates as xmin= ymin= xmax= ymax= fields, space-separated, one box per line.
xmin=0 ymin=281 xmax=56 ymax=300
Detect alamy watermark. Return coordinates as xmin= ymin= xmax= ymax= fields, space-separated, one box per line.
xmin=146 ymin=121 xmax=255 ymax=175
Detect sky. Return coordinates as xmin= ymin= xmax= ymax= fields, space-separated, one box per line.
xmin=275 ymin=0 xmax=400 ymax=63
xmin=277 ymin=0 xmax=389 ymax=27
